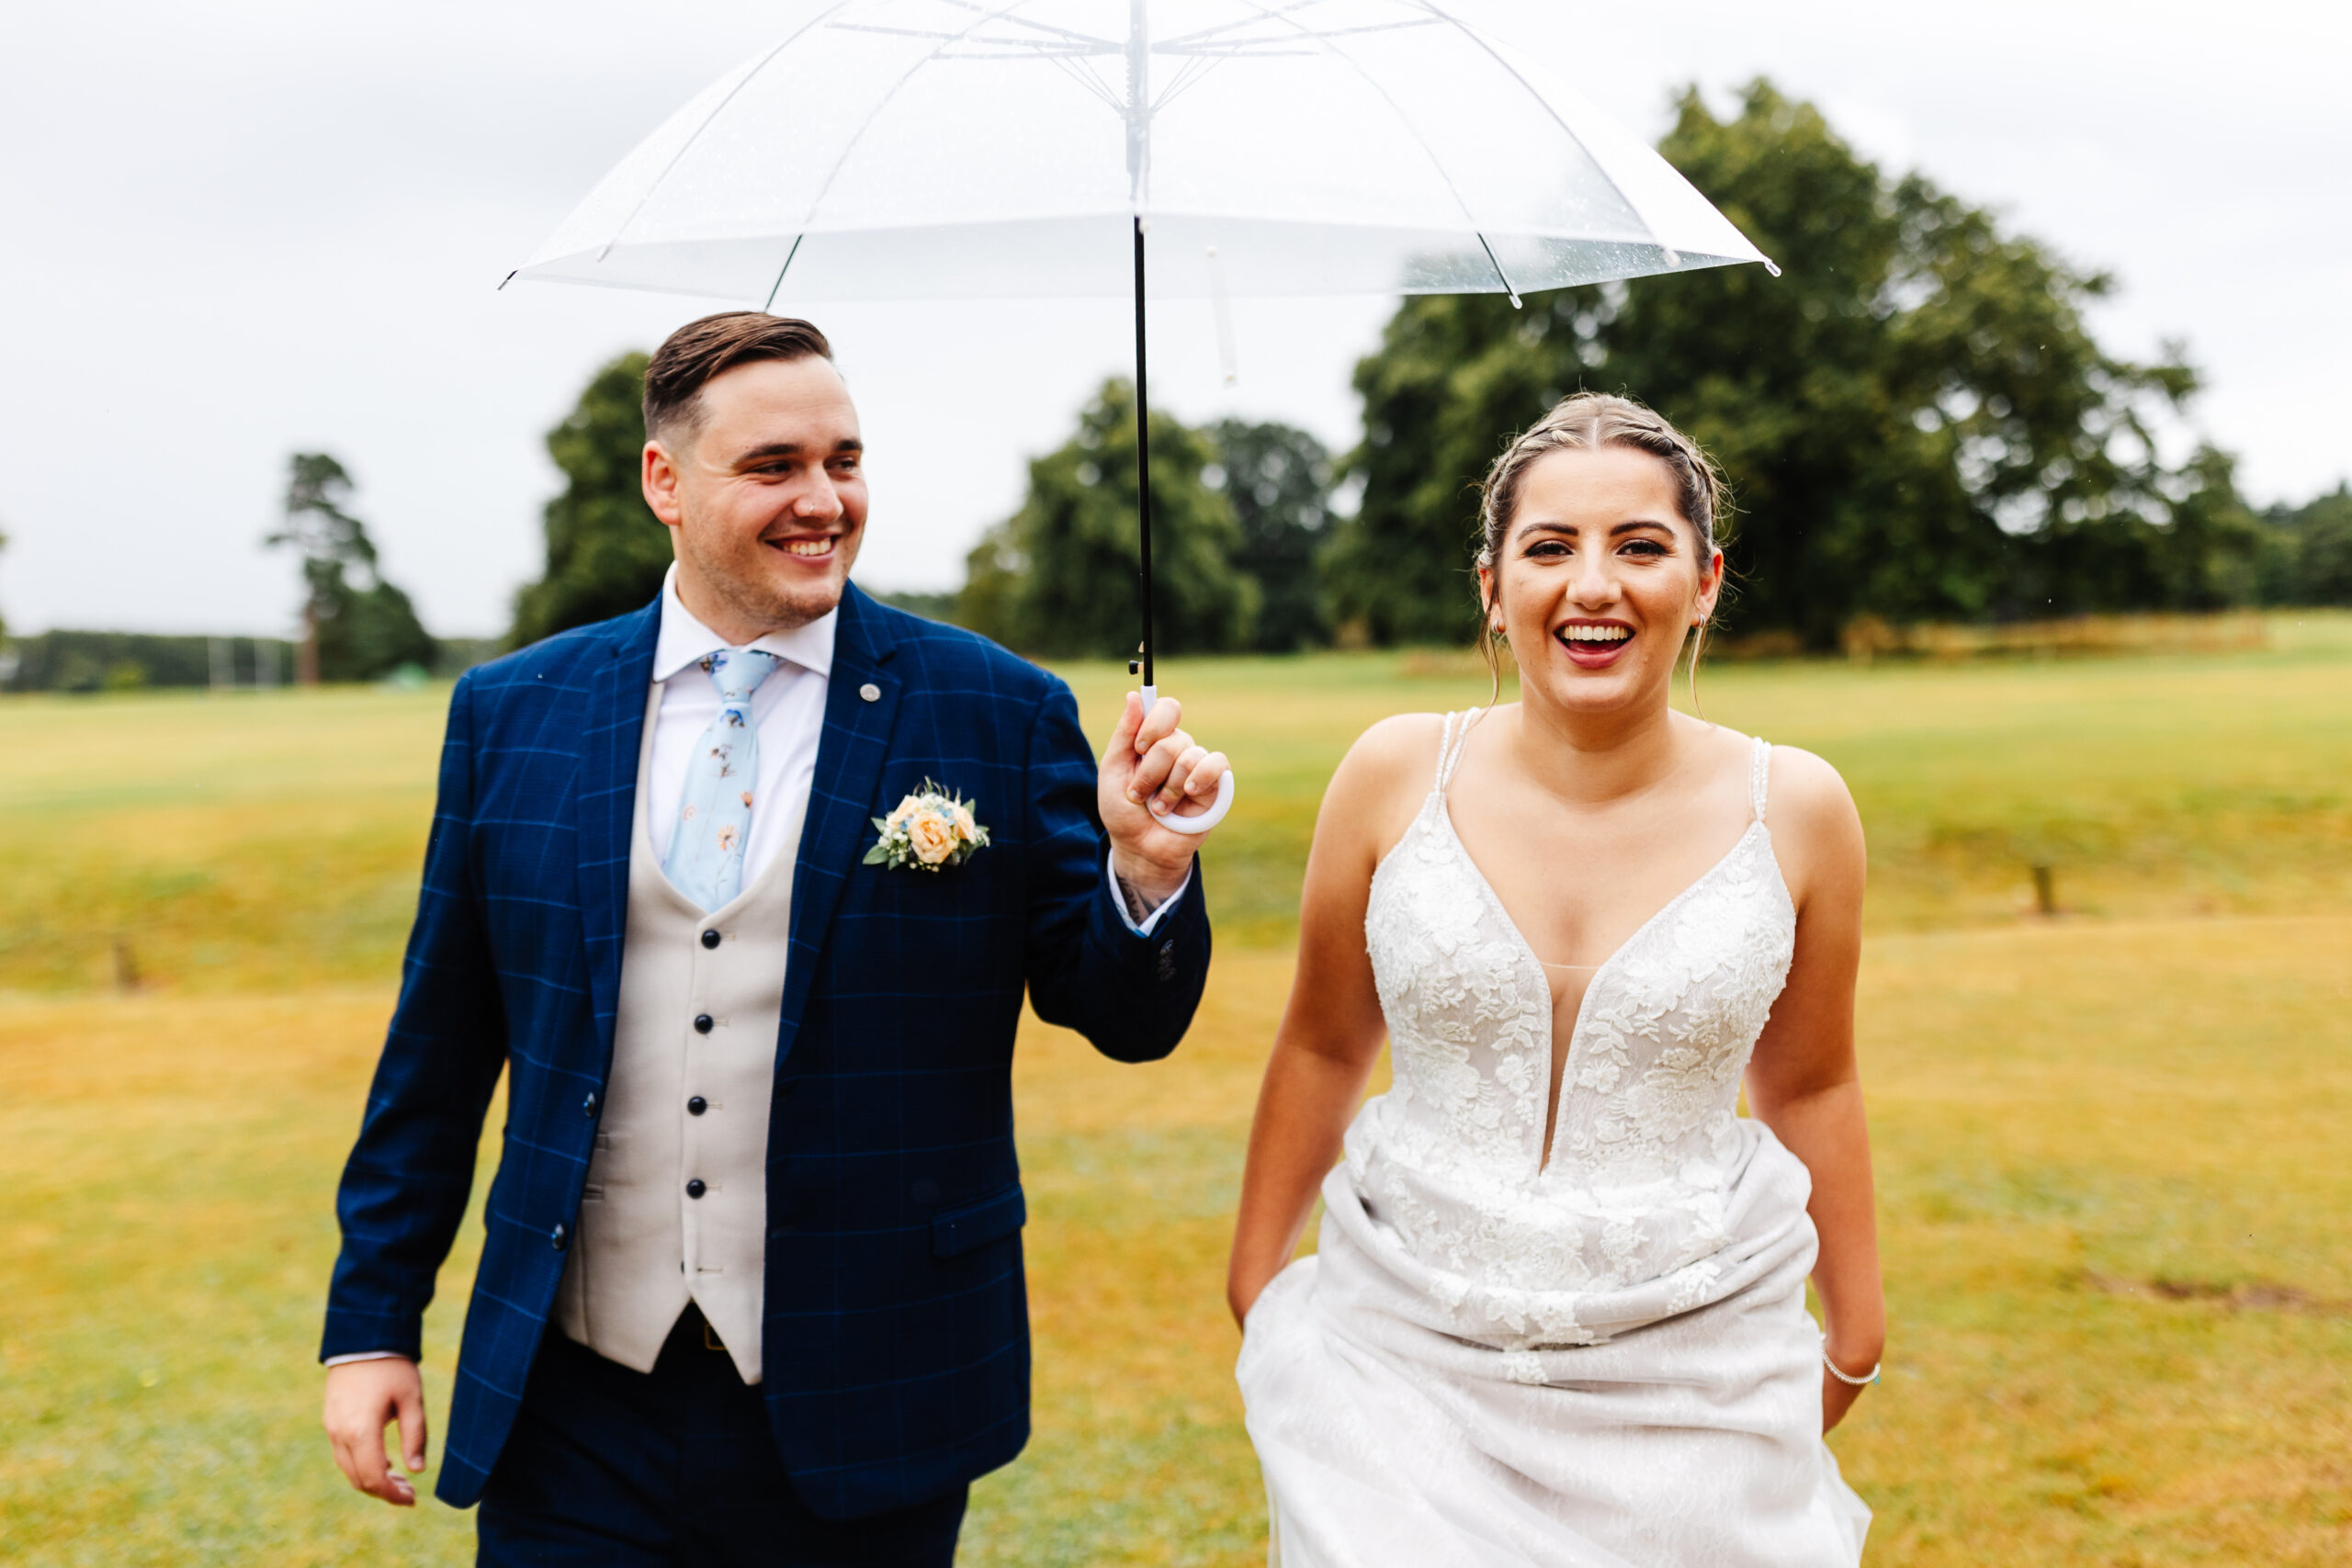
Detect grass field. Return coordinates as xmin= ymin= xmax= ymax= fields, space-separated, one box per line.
xmin=3 ymin=616 xmax=2349 ymax=1563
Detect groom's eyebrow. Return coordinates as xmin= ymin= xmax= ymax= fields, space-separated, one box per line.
xmin=731 ymin=436 xmax=865 ymax=465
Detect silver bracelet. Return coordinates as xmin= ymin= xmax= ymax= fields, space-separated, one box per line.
xmin=1820 ymin=1340 xmax=1882 ymax=1386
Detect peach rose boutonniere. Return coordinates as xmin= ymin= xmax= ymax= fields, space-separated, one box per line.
xmin=865 ymin=779 xmax=990 ymax=872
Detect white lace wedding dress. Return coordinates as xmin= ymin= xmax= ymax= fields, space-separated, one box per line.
xmin=1238 ymin=712 xmax=1871 ymax=1567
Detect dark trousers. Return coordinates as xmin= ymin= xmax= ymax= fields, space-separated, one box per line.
xmin=478 ymin=1308 xmax=967 ymax=1567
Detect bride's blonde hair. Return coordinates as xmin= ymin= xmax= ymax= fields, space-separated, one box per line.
xmin=1472 ymin=392 xmax=1731 ymax=708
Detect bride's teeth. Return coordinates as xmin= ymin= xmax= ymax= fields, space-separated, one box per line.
xmin=1563 ymin=626 xmax=1629 ymax=643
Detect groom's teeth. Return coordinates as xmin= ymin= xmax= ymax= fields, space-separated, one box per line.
xmin=783 ymin=538 xmax=833 ymax=557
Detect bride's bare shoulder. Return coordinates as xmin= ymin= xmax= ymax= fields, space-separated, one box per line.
xmin=1313 ymin=714 xmax=1448 ymax=861
xmin=1332 ymin=713 xmax=1448 ymax=799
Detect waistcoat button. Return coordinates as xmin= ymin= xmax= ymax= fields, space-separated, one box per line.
xmin=686 ymin=1179 xmax=707 ymax=1199
xmin=687 ymin=1095 xmax=708 ymax=1116
xmin=694 ymin=1013 xmax=714 ymax=1034
xmin=548 ymin=1222 xmax=569 ymax=1251
xmin=582 ymin=1091 xmax=598 ymax=1117
xmin=701 ymin=929 xmax=720 ymax=949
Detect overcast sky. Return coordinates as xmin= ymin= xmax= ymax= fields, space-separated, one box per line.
xmin=2 ymin=0 xmax=2343 ymax=638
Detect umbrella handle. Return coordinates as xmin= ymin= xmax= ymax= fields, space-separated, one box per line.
xmin=1139 ymin=684 xmax=1235 ymax=835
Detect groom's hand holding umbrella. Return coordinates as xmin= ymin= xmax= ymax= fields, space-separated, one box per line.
xmin=1099 ymin=691 xmax=1230 ymax=910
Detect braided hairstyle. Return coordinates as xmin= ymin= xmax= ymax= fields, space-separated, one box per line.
xmin=1473 ymin=392 xmax=1730 ymax=706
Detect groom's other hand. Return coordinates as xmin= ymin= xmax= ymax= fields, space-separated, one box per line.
xmin=1099 ymin=691 xmax=1229 ymax=905
xmin=322 ymin=1357 xmax=427 ymax=1506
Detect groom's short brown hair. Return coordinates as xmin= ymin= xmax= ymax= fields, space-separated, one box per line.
xmin=643 ymin=312 xmax=834 ymax=444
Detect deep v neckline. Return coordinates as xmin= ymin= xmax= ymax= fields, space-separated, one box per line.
xmin=1432 ymin=796 xmax=1768 ymax=1173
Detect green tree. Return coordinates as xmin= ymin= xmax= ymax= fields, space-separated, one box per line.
xmin=266 ymin=453 xmax=437 ymax=682
xmin=1211 ymin=419 xmax=1333 ymax=651
xmin=2256 ymin=483 xmax=2352 ymax=605
xmin=960 ymin=379 xmax=1254 ymax=658
xmin=1326 ymin=81 xmax=2214 ymax=647
xmin=509 ymin=352 xmax=671 ymax=648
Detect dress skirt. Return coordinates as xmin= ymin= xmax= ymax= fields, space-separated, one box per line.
xmin=1238 ymin=1138 xmax=1871 ymax=1568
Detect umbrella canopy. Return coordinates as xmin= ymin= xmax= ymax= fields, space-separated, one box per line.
xmin=512 ymin=0 xmax=1776 ymax=831
xmin=513 ymin=0 xmax=1774 ymax=306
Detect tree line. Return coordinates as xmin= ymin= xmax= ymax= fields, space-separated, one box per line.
xmin=493 ymin=80 xmax=2347 ymax=660
xmin=4 ymin=78 xmax=2342 ymax=691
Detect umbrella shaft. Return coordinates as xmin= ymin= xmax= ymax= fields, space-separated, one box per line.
xmin=1133 ymin=213 xmax=1154 ymax=688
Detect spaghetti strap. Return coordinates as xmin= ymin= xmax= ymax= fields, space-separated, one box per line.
xmin=1434 ymin=707 xmax=1483 ymax=795
xmin=1748 ymin=737 xmax=1772 ymax=823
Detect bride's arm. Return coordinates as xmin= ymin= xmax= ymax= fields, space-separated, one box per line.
xmin=1742 ymin=746 xmax=1884 ymax=1435
xmin=1227 ymin=717 xmax=1432 ymax=1328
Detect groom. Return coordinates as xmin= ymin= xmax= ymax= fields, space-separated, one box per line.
xmin=319 ymin=312 xmax=1227 ymax=1564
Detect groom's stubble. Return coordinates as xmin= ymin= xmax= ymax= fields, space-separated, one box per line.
xmin=641 ymin=333 xmax=868 ymax=644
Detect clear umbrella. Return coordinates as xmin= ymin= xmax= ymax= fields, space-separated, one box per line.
xmin=512 ymin=0 xmax=1776 ymax=830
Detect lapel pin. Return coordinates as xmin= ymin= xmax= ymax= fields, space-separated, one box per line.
xmin=859 ymin=682 xmax=881 ymax=703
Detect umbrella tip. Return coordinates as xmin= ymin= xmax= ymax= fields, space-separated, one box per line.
xmin=497 ymin=270 xmax=516 ymax=292
xmin=1763 ymin=257 xmax=1783 ymax=278
xmin=1507 ymin=291 xmax=1522 ymax=310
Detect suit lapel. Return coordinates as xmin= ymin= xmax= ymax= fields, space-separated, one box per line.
xmin=775 ymin=586 xmax=901 ymax=1069
xmin=579 ymin=599 xmax=663 ymax=1063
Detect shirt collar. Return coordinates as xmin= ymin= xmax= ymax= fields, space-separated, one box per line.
xmin=651 ymin=561 xmax=837 ymax=682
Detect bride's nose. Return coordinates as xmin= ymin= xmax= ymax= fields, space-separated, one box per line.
xmin=1565 ymin=548 xmax=1619 ymax=609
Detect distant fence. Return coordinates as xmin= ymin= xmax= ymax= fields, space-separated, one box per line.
xmin=0 ymin=631 xmax=497 ymax=693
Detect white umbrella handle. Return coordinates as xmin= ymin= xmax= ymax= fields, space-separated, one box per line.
xmin=1139 ymin=684 xmax=1236 ymax=834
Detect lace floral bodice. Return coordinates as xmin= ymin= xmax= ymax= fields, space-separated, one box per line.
xmin=1345 ymin=710 xmax=1798 ymax=1335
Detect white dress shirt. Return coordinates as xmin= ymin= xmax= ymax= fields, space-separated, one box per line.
xmin=648 ymin=564 xmax=834 ymax=890
xmin=325 ymin=570 xmax=1187 ymax=1369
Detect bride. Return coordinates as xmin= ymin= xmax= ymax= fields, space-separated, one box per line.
xmin=1228 ymin=393 xmax=1881 ymax=1566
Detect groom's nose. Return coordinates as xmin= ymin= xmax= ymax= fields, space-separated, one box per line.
xmin=787 ymin=472 xmax=846 ymax=524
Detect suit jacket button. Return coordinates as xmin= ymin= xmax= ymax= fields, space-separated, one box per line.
xmin=687 ymin=1095 xmax=708 ymax=1116
xmin=701 ymin=929 xmax=720 ymax=949
xmin=686 ymin=1179 xmax=707 ymax=1199
xmin=582 ymin=1091 xmax=598 ymax=1117
xmin=694 ymin=1013 xmax=714 ymax=1034
xmin=549 ymin=1222 xmax=569 ymax=1252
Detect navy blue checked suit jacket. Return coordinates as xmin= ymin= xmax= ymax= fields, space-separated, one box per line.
xmin=322 ymin=584 xmax=1211 ymax=1517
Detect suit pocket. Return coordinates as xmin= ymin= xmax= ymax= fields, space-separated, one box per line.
xmin=931 ymin=1183 xmax=1025 ymax=1258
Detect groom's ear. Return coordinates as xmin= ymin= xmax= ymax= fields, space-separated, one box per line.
xmin=642 ymin=438 xmax=685 ymax=530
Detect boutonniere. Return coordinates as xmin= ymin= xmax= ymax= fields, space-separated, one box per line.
xmin=865 ymin=779 xmax=990 ymax=871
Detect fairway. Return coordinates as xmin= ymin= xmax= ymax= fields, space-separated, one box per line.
xmin=3 ymin=623 xmax=2349 ymax=1564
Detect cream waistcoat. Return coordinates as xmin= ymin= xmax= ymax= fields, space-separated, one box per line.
xmin=554 ymin=685 xmax=806 ymax=1383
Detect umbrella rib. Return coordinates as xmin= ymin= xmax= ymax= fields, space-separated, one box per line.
xmin=597 ymin=0 xmax=862 ymax=264
xmin=847 ymin=3 xmax=1119 ymax=53
xmin=1409 ymin=4 xmax=1682 ymax=269
xmin=763 ymin=233 xmax=805 ymax=311
xmin=1476 ymin=232 xmax=1522 ymax=309
xmin=1057 ymin=53 xmax=1127 ymax=115
xmin=792 ymin=0 xmax=1070 ymax=239
xmin=1221 ymin=0 xmax=1486 ymax=238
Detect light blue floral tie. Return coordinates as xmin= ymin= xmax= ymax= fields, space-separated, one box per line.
xmin=663 ymin=648 xmax=782 ymax=911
